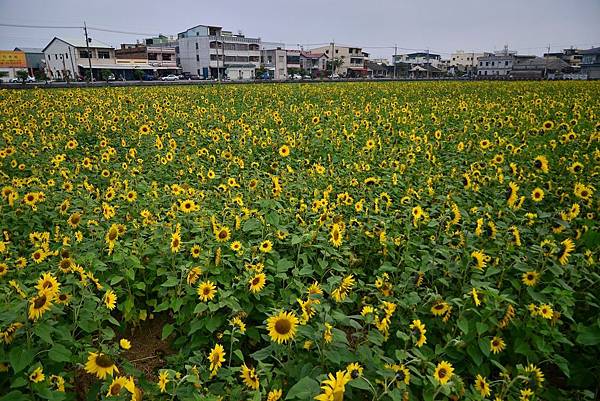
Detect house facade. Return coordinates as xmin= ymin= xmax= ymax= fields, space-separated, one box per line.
xmin=299 ymin=51 xmax=328 ymax=77
xmin=43 ymin=37 xmax=116 ymax=80
xmin=449 ymin=50 xmax=490 ymax=75
xmin=261 ymin=48 xmax=287 ymax=80
xmin=580 ymin=47 xmax=600 ymax=79
xmin=13 ymin=47 xmax=44 ymax=76
xmin=309 ymin=45 xmax=367 ymax=76
xmin=394 ymin=52 xmax=442 ymax=69
xmin=177 ymin=24 xmax=261 ymax=80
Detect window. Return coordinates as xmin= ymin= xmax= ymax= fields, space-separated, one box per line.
xmin=195 ymin=43 xmax=199 ymax=50
xmin=196 ymin=54 xmax=199 ymax=61
xmin=55 ymin=54 xmax=58 ymax=60
xmin=65 ymin=53 xmax=68 ymax=59
xmin=505 ymin=61 xmax=508 ymax=66
xmin=148 ymin=53 xmax=157 ymax=60
xmin=98 ymin=50 xmax=110 ymax=59
xmin=79 ymin=50 xmax=90 ymax=58
xmin=479 ymin=61 xmax=482 ymax=66
xmin=491 ymin=61 xmax=495 ymax=66
xmin=485 ymin=61 xmax=489 ymax=66
xmin=162 ymin=54 xmax=172 ymax=61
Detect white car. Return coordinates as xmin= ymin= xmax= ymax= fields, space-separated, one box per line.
xmin=161 ymin=74 xmax=179 ymax=81
xmin=10 ymin=76 xmax=36 ymax=83
xmin=291 ymin=74 xmax=302 ymax=80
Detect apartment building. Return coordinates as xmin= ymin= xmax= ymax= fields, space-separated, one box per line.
xmin=262 ymin=47 xmax=287 ymax=80
xmin=115 ymin=43 xmax=179 ymax=77
xmin=449 ymin=50 xmax=490 ymax=75
xmin=309 ymin=44 xmax=367 ymax=77
xmin=394 ymin=52 xmax=442 ymax=69
xmin=581 ymin=47 xmax=600 ymax=79
xmin=177 ymin=24 xmax=261 ymax=80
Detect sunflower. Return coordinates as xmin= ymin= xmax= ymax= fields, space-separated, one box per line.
xmin=471 ymin=250 xmax=487 ymax=270
xmin=267 ymin=389 xmax=283 ymax=401
xmin=36 ymin=272 xmax=60 ymax=296
xmin=67 ymin=212 xmax=81 ymax=228
xmin=314 ymin=370 xmax=351 ymax=401
xmin=474 ymin=374 xmax=491 ymax=397
xmin=259 ymin=240 xmax=273 ymax=253
xmin=28 ymin=290 xmax=53 ymax=321
xmin=346 ymin=362 xmax=363 ymax=379
xmin=197 ymin=281 xmax=217 ymax=302
xmin=278 ymin=145 xmax=290 ymax=157
xmin=29 ymin=366 xmax=45 ymax=383
xmin=522 ymin=271 xmax=539 ymax=287
xmin=179 ymin=199 xmax=197 ymax=213
xmin=409 ymin=319 xmax=427 ymax=347
xmin=249 ymin=272 xmax=266 ymax=294
xmin=542 ymin=120 xmax=554 ymax=131
xmin=431 ymin=301 xmax=449 ymax=317
xmin=433 ymin=360 xmax=454 ymax=385
xmin=330 ymin=223 xmax=343 ymax=247
xmin=538 ymin=304 xmax=554 ymax=319
xmin=574 ymin=182 xmax=593 ymax=200
xmin=170 ymin=231 xmax=181 ymax=253
xmin=240 ymin=363 xmax=260 ymax=390
xmin=85 ymin=352 xmax=119 ymax=379
xmin=190 ymin=244 xmax=202 ymax=258
xmin=558 ymin=238 xmax=575 ymax=265
xmin=312 ymin=116 xmax=320 ymax=124
xmin=524 ymin=364 xmax=545 ymax=388
xmin=569 ymin=161 xmax=583 ymax=174
xmin=139 ymin=124 xmax=150 ymax=135
xmin=104 ymin=290 xmax=117 ymax=310
xmin=119 ymin=339 xmax=131 ymax=350
xmin=158 ymin=370 xmax=169 ymax=393
xmin=507 ymin=182 xmax=519 ymax=207
xmin=208 ymin=344 xmax=225 ymax=377
xmin=266 ymin=311 xmax=298 ymax=344
xmin=533 ymin=155 xmax=549 ymax=173
xmin=386 ymin=363 xmax=410 ymax=386
xmin=531 ymin=187 xmax=544 ymax=202
xmin=107 ymin=376 xmax=135 ymax=397
xmin=215 ymin=226 xmax=231 ymax=242
xmin=490 ymin=336 xmax=506 ymax=354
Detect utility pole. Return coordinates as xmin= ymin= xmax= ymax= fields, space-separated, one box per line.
xmin=426 ymin=48 xmax=430 ymax=79
xmin=217 ymin=33 xmax=221 ymax=83
xmin=330 ymin=41 xmax=335 ymax=77
xmin=84 ymin=22 xmax=93 ymax=82
xmin=393 ymin=44 xmax=397 ymax=79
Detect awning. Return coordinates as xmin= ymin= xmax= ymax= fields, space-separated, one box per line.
xmin=77 ymin=64 xmax=179 ymax=70
xmin=347 ymin=67 xmax=367 ymax=72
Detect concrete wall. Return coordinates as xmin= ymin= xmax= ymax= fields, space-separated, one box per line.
xmin=44 ymin=40 xmax=77 ymax=79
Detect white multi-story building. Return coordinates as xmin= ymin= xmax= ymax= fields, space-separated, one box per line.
xmin=43 ymin=37 xmax=116 ymax=80
xmin=449 ymin=50 xmax=490 ymax=75
xmin=393 ymin=52 xmax=442 ymax=69
xmin=309 ymin=44 xmax=367 ymax=77
xmin=177 ymin=24 xmax=261 ymax=80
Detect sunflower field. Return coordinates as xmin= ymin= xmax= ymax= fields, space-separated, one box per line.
xmin=1 ymin=81 xmax=599 ymax=401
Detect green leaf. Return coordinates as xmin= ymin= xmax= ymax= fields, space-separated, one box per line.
xmin=110 ymin=275 xmax=124 ymax=285
xmin=0 ymin=391 xmax=26 ymax=401
xmin=162 ymin=323 xmax=175 ymax=340
xmin=205 ymin=315 xmax=224 ymax=332
xmin=349 ymin=378 xmax=371 ymax=390
xmin=457 ymin=316 xmax=469 ymax=335
xmin=285 ymin=376 xmax=320 ymax=400
xmin=576 ymin=324 xmax=600 ymax=346
xmin=49 ymin=343 xmax=72 ymax=363
xmin=162 ymin=276 xmax=179 ymax=287
xmin=553 ymin=354 xmax=570 ymax=378
xmin=233 ymin=349 xmax=244 ymax=362
xmin=189 ymin=319 xmax=204 ymax=335
xmin=34 ymin=322 xmax=53 ymax=344
xmin=9 ymin=347 xmax=35 ymax=373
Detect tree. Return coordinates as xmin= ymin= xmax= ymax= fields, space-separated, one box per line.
xmin=16 ymin=70 xmax=29 ymax=84
xmin=134 ymin=69 xmax=144 ymax=81
xmin=101 ymin=69 xmax=112 ymax=82
xmin=325 ymin=58 xmax=344 ymax=75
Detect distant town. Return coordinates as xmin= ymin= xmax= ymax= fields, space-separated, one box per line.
xmin=1 ymin=23 xmax=599 ymax=83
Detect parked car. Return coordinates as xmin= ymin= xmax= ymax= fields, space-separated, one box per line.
xmin=329 ymin=74 xmax=340 ymax=79
xmin=302 ymin=75 xmax=312 ymax=80
xmin=291 ymin=74 xmax=302 ymax=80
xmin=142 ymin=74 xmax=155 ymax=81
xmin=10 ymin=76 xmax=36 ymax=83
xmin=161 ymin=74 xmax=179 ymax=81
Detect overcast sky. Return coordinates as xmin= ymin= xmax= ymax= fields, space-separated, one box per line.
xmin=1 ymin=0 xmax=599 ymax=59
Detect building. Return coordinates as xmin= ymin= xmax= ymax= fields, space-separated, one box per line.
xmin=286 ymin=50 xmax=301 ymax=73
xmin=261 ymin=47 xmax=287 ymax=80
xmin=177 ymin=24 xmax=261 ymax=80
xmin=511 ymin=57 xmax=572 ymax=79
xmin=449 ymin=50 xmax=490 ymax=75
xmin=543 ymin=48 xmax=583 ymax=72
xmin=580 ymin=47 xmax=600 ymax=79
xmin=309 ymin=45 xmax=367 ymax=77
xmin=13 ymin=47 xmax=44 ymax=76
xmin=299 ymin=51 xmax=328 ymax=77
xmin=476 ymin=48 xmax=517 ymax=77
xmin=115 ymin=43 xmax=179 ymax=77
xmin=43 ymin=37 xmax=116 ymax=80
xmin=0 ymin=50 xmax=27 ymax=81
xmin=366 ymin=60 xmax=390 ymax=78
xmin=394 ymin=52 xmax=442 ymax=69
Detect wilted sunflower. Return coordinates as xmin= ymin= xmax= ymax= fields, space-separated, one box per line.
xmin=433 ymin=360 xmax=454 ymax=385
xmin=85 ymin=352 xmax=119 ymax=379
xmin=471 ymin=250 xmax=487 ymax=270
xmin=409 ymin=319 xmax=427 ymax=347
xmin=266 ymin=311 xmax=298 ymax=344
